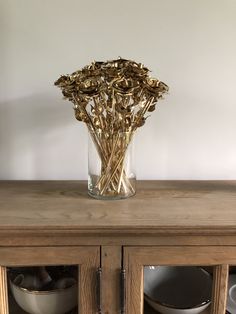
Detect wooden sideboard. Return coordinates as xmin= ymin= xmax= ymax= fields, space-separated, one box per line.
xmin=0 ymin=180 xmax=236 ymax=314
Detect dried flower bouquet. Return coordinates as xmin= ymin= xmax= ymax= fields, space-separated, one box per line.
xmin=55 ymin=58 xmax=169 ymax=199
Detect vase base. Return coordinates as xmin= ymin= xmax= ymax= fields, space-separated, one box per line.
xmin=87 ymin=190 xmax=136 ymax=201
xmin=88 ymin=175 xmax=136 ymax=200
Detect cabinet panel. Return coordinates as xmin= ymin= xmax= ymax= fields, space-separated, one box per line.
xmin=0 ymin=267 xmax=8 ymax=314
xmin=225 ymin=265 xmax=236 ymax=314
xmin=211 ymin=265 xmax=229 ymax=314
xmin=0 ymin=246 xmax=100 ymax=314
xmin=123 ymin=246 xmax=236 ymax=314
xmin=101 ymin=246 xmax=122 ymax=314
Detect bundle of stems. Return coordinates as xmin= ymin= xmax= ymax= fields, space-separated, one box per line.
xmin=88 ymin=130 xmax=134 ymax=196
xmin=55 ymin=58 xmax=169 ymax=197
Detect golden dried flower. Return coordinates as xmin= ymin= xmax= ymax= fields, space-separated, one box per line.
xmin=54 ymin=58 xmax=169 ymax=197
xmin=54 ymin=57 xmax=169 ymax=132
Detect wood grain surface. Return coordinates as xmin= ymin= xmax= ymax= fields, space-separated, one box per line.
xmin=211 ymin=265 xmax=229 ymax=314
xmin=0 ymin=180 xmax=236 ymax=236
xmin=0 ymin=267 xmax=8 ymax=314
xmin=101 ymin=246 xmax=122 ymax=314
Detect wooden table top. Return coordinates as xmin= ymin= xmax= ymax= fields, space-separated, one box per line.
xmin=0 ymin=180 xmax=236 ymax=235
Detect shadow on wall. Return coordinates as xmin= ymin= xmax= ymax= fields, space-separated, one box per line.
xmin=0 ymin=93 xmax=76 ymax=179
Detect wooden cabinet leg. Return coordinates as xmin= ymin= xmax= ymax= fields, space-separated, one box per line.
xmin=101 ymin=246 xmax=122 ymax=314
xmin=0 ymin=267 xmax=9 ymax=314
xmin=211 ymin=265 xmax=229 ymax=314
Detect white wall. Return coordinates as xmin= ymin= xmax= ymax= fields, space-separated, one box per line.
xmin=0 ymin=0 xmax=236 ymax=180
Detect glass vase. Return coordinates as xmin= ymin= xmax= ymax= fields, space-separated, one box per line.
xmin=88 ymin=130 xmax=136 ymax=200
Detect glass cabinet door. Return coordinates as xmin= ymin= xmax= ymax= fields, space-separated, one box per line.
xmin=226 ymin=266 xmax=236 ymax=314
xmin=123 ymin=246 xmax=236 ymax=314
xmin=0 ymin=246 xmax=100 ymax=314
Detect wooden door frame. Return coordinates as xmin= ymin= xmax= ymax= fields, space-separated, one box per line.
xmin=123 ymin=246 xmax=236 ymax=314
xmin=0 ymin=246 xmax=100 ymax=314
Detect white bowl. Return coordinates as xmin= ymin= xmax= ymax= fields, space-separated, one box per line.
xmin=10 ymin=277 xmax=78 ymax=314
xmin=144 ymin=266 xmax=212 ymax=314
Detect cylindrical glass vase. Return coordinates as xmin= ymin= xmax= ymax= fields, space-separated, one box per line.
xmin=88 ymin=130 xmax=136 ymax=200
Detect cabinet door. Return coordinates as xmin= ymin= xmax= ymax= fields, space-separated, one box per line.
xmin=123 ymin=246 xmax=236 ymax=314
xmin=0 ymin=246 xmax=100 ymax=314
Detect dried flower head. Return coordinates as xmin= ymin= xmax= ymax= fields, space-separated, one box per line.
xmin=54 ymin=57 xmax=169 ymax=133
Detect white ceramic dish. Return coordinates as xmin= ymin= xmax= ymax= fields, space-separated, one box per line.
xmin=144 ymin=266 xmax=212 ymax=314
xmin=227 ymin=274 xmax=236 ymax=314
xmin=10 ymin=276 xmax=78 ymax=314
